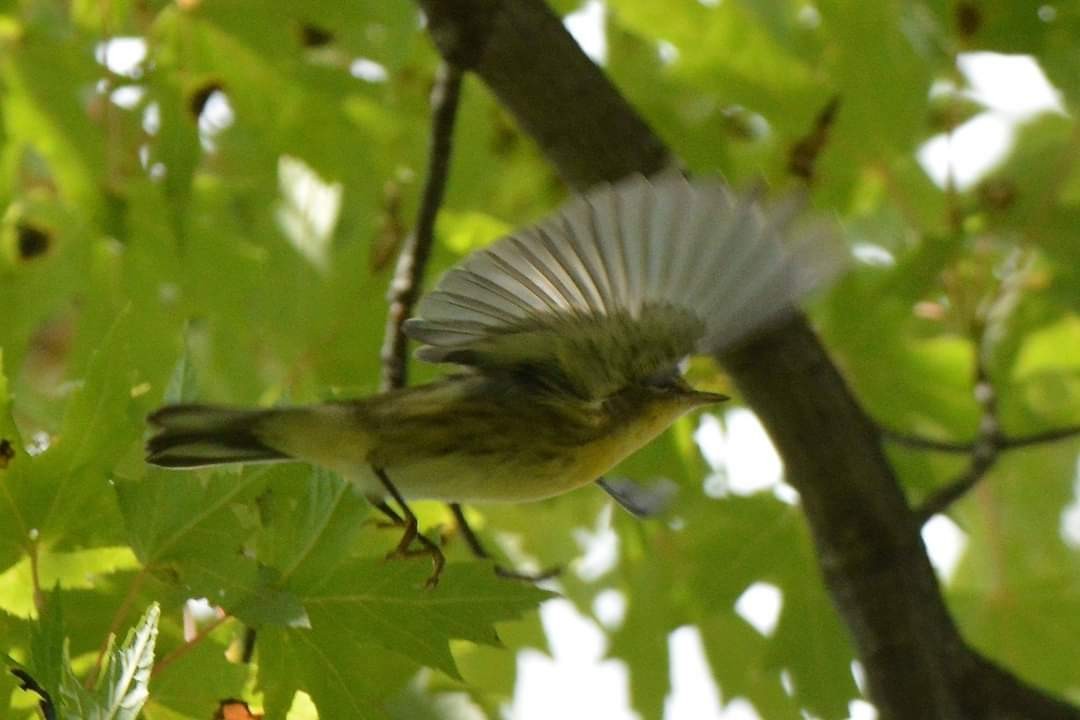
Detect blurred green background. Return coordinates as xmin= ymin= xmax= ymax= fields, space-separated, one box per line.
xmin=1 ymin=0 xmax=1078 ymax=718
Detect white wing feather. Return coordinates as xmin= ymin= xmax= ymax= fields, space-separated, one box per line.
xmin=405 ymin=172 xmax=845 ymax=374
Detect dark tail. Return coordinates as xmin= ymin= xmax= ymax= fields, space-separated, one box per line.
xmin=146 ymin=404 xmax=291 ymax=468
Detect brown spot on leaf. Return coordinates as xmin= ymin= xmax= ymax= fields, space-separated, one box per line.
xmin=0 ymin=439 xmax=13 ymax=469
xmin=955 ymin=2 xmax=981 ymax=37
xmin=978 ymin=178 xmax=1017 ymax=211
xmin=298 ymin=23 xmax=334 ymax=47
xmin=16 ymin=222 xmax=50 ymax=260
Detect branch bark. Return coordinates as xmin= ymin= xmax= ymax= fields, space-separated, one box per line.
xmin=381 ymin=62 xmax=463 ymax=392
xmin=414 ymin=1 xmax=1080 ymax=718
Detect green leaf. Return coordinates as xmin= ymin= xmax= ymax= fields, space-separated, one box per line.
xmin=300 ymin=560 xmax=552 ymax=680
xmin=0 ymin=546 xmax=139 ymax=618
xmin=258 ymin=624 xmax=414 ymax=720
xmin=63 ymin=603 xmax=160 ymax=720
xmin=162 ymin=341 xmax=200 ymax=405
xmin=255 ymin=466 xmax=369 ymax=592
xmin=25 ymin=587 xmax=66 ymax=716
xmin=23 ymin=310 xmax=145 ymax=546
xmin=141 ymin=618 xmax=250 ymax=720
xmin=0 ymin=349 xmax=29 ymax=571
xmin=232 ymin=567 xmax=310 ymax=629
xmin=115 ymin=467 xmax=267 ymax=604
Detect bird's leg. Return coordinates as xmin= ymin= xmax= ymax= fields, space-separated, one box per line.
xmin=448 ymin=502 xmax=562 ymax=582
xmin=371 ymin=498 xmax=404 ymax=528
xmin=373 ymin=466 xmax=445 ymax=588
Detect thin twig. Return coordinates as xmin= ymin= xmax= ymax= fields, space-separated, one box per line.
xmin=150 ymin=613 xmax=231 ymax=679
xmin=881 ymin=429 xmax=974 ymax=453
xmin=1002 ymin=425 xmax=1080 ymax=450
xmin=915 ymin=349 xmax=1003 ymax=523
xmin=449 ymin=503 xmax=562 ymax=581
xmin=914 ymin=442 xmax=997 ymax=524
xmin=882 ymin=424 xmax=1080 ymax=454
xmin=380 ymin=62 xmax=463 ymax=391
xmin=787 ymin=95 xmax=840 ymax=182
xmin=87 ymin=567 xmax=148 ymax=688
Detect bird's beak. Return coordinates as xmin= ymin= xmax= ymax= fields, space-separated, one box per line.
xmin=684 ymin=389 xmax=729 ymax=406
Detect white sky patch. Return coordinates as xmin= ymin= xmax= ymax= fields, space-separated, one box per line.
xmin=95 ymin=37 xmax=147 ymax=78
xmin=142 ymin=101 xmax=160 ymax=135
xmin=657 ymin=39 xmax=680 ymax=65
xmin=664 ymin=626 xmax=724 ymax=720
xmin=573 ymin=504 xmax=620 ymax=581
xmin=513 ymin=599 xmax=638 ymax=720
xmin=918 ymin=53 xmax=1064 ymax=190
xmin=719 ymin=699 xmax=762 ymax=720
xmin=958 ymin=52 xmax=1065 ymax=118
xmin=350 ymin=57 xmax=389 ymax=83
xmin=852 ymin=242 xmax=897 ymax=268
xmin=276 ymin=155 xmax=343 ymax=272
xmin=917 ymin=113 xmax=1013 ymax=190
xmin=921 ymin=514 xmax=968 ymax=582
xmin=850 ymin=699 xmax=880 ymax=720
xmin=797 ymin=4 xmax=822 ymax=28
xmin=849 ymin=660 xmax=879 ymax=716
xmin=198 ymin=90 xmax=235 ymax=152
xmin=565 ymin=0 xmax=607 ymax=64
xmin=110 ymin=85 xmax=145 ymax=110
xmin=735 ymin=582 xmax=782 ymax=637
xmin=593 ymin=589 xmax=627 ymax=629
xmin=851 ymin=660 xmax=867 ymax=693
xmin=1061 ymin=456 xmax=1080 ymax=549
xmin=696 ymin=410 xmax=785 ymax=498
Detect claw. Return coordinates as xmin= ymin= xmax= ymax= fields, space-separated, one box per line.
xmin=373 ymin=468 xmax=445 ymax=589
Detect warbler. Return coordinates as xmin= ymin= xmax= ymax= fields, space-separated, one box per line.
xmin=147 ymin=171 xmax=841 ymax=582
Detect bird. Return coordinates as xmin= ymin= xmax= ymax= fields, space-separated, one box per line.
xmin=146 ymin=170 xmax=843 ymax=585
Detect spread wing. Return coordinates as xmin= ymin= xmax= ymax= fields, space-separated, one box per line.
xmin=404 ymin=172 xmax=844 ymax=400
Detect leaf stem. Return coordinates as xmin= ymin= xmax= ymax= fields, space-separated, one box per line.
xmin=150 ymin=612 xmax=232 ymax=679
xmin=87 ymin=567 xmax=148 ymax=688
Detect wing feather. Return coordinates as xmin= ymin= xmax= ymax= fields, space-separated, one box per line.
xmin=405 ymin=172 xmax=846 ymax=398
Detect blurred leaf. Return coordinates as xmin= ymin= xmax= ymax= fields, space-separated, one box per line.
xmin=142 ymin=619 xmax=251 ymax=720
xmin=6 ymin=310 xmax=145 ymax=550
xmin=24 ymin=587 xmax=66 ymax=717
xmin=2 ymin=0 xmax=1079 ymax=716
xmin=115 ymin=467 xmax=267 ymax=604
xmin=299 ymin=559 xmax=551 ymax=680
xmin=62 ymin=603 xmax=159 ymax=720
xmin=0 ymin=546 xmax=138 ymax=618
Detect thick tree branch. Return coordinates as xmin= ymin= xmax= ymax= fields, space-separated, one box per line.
xmin=414 ymin=1 xmax=1080 ymax=718
xmin=419 ymin=0 xmax=672 ymax=188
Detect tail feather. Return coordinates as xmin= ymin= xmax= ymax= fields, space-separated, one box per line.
xmin=146 ymin=404 xmax=291 ymax=468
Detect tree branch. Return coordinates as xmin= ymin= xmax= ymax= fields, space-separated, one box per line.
xmin=915 ymin=359 xmax=1002 ymax=523
xmin=414 ymin=1 xmax=1080 ymax=718
xmin=380 ymin=62 xmax=463 ymax=392
xmin=884 ymin=335 xmax=1080 ymax=523
xmin=882 ymin=424 xmax=1080 ymax=454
